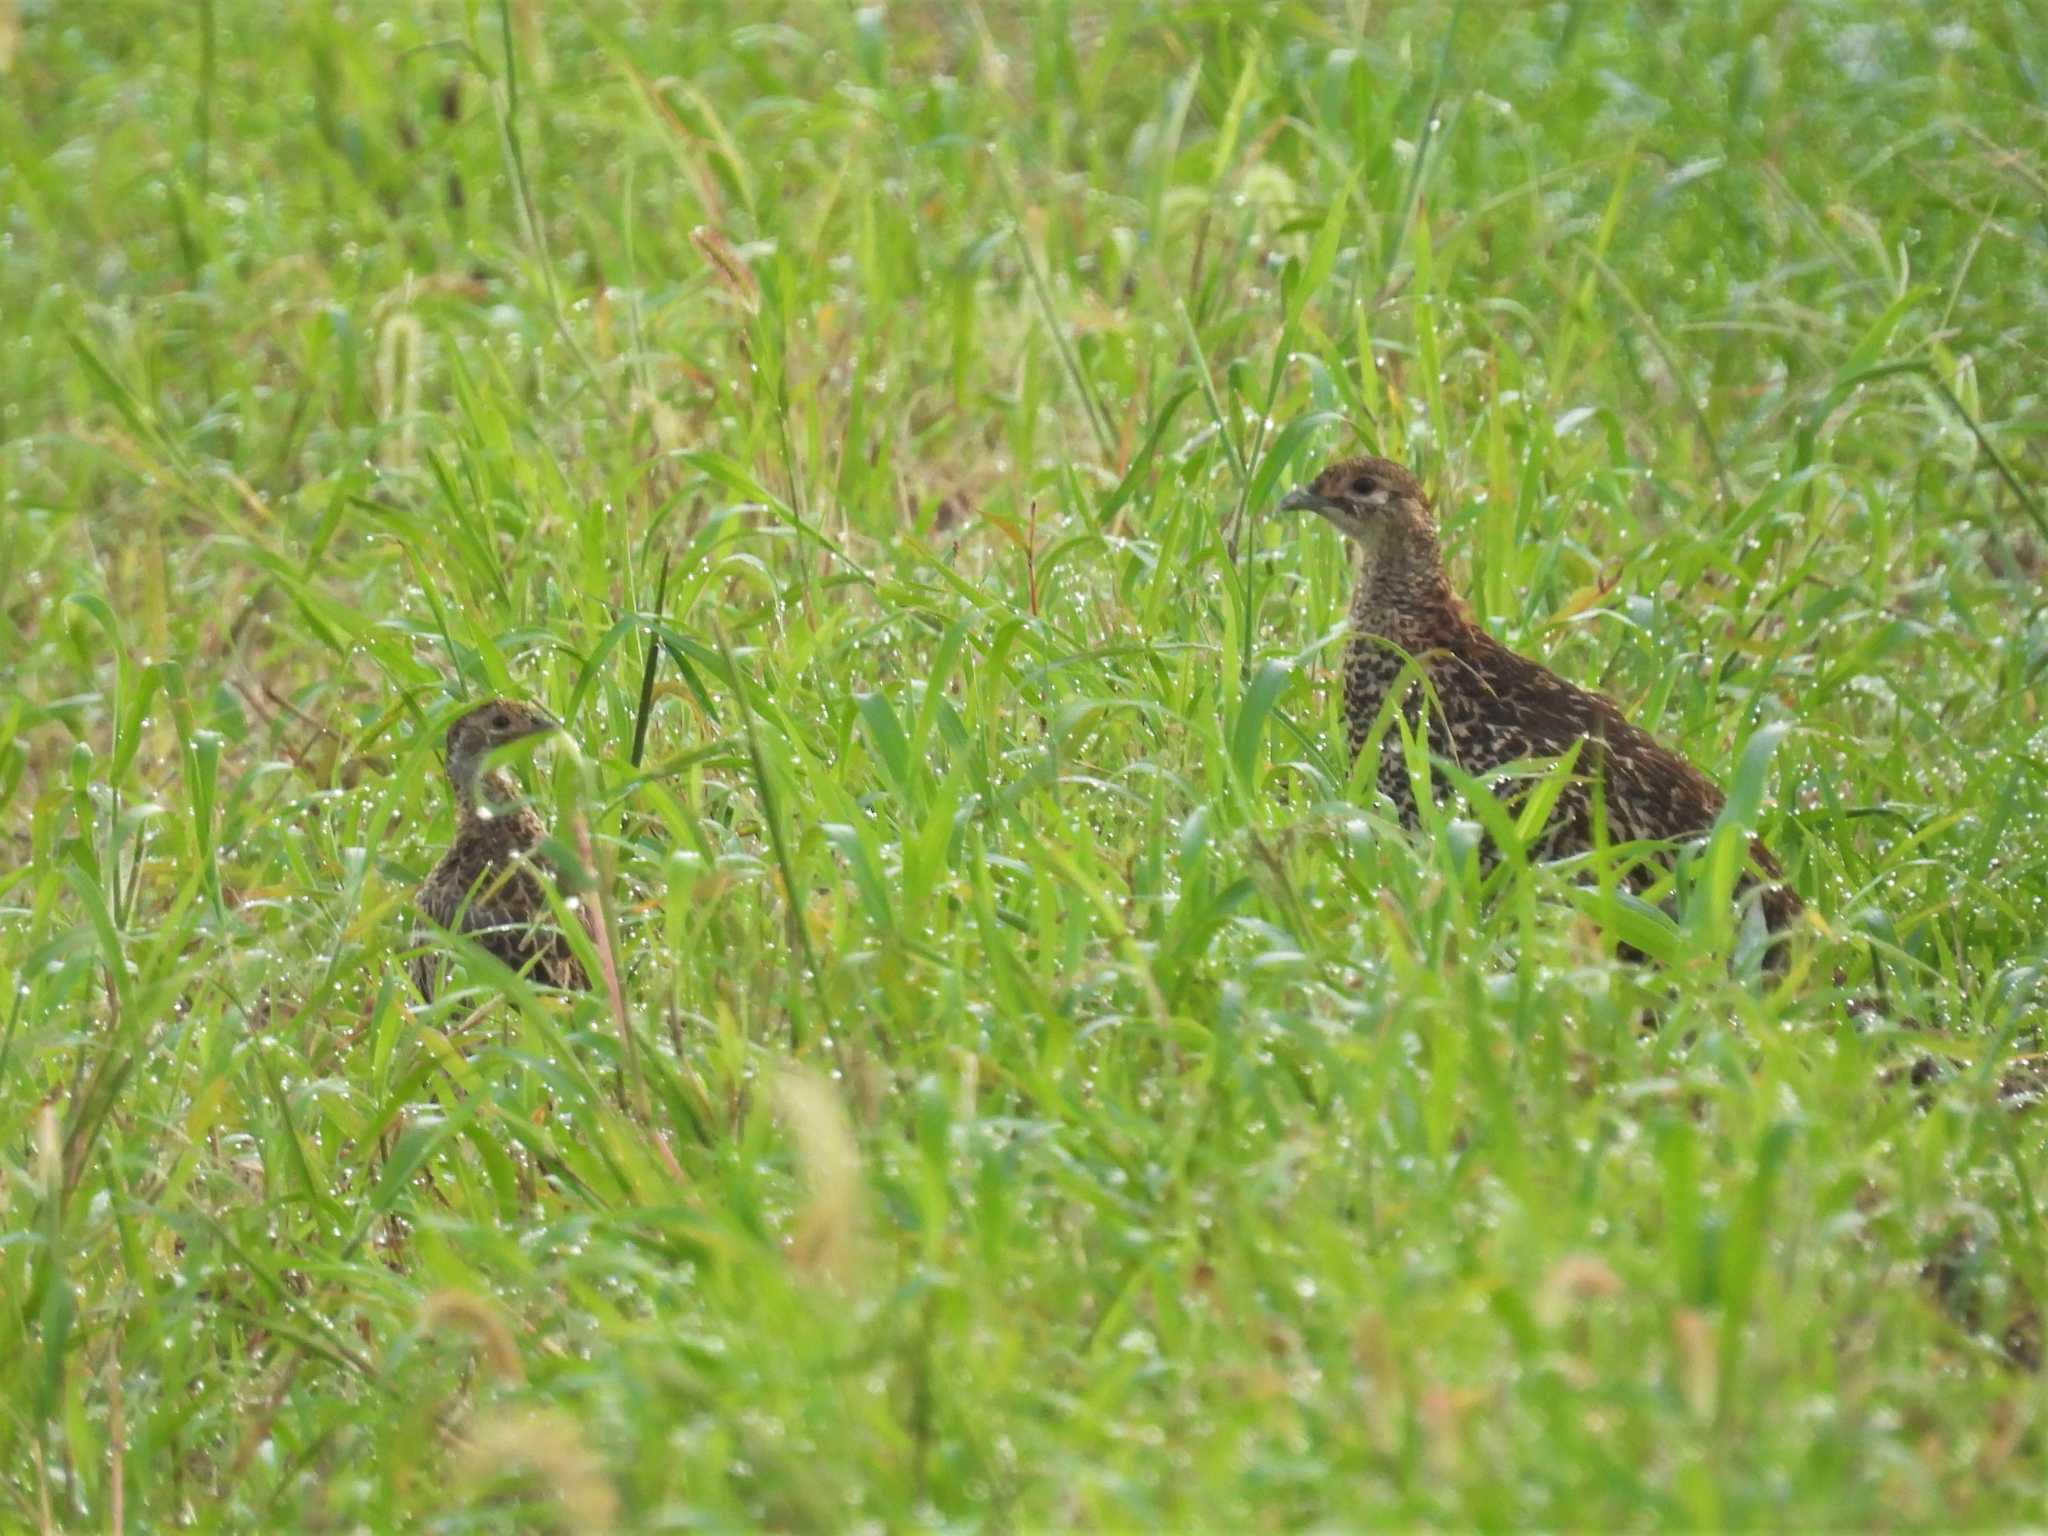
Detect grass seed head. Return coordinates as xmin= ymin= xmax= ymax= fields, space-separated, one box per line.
xmin=422 ymin=1289 xmax=526 ymax=1384
xmin=774 ymin=1067 xmax=869 ymax=1289
xmin=462 ymin=1407 xmax=619 ymax=1533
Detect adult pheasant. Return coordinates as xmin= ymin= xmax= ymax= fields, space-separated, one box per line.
xmin=1281 ymin=456 xmax=1801 ymax=958
xmin=412 ymin=698 xmax=589 ymax=999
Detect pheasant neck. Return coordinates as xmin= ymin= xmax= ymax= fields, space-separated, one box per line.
xmin=454 ymin=767 xmax=524 ymax=821
xmin=1353 ymin=522 xmax=1458 ymax=643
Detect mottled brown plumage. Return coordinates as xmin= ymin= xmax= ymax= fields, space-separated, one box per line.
xmin=412 ymin=699 xmax=589 ymax=999
xmin=1283 ymin=456 xmax=1801 ymax=956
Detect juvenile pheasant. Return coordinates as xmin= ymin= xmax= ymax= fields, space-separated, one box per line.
xmin=412 ymin=698 xmax=589 ymax=999
xmin=1282 ymin=456 xmax=1801 ymax=956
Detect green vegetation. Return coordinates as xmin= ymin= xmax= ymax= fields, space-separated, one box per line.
xmin=5 ymin=1 xmax=2047 ymax=1527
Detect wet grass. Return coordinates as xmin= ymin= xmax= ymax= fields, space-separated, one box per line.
xmin=4 ymin=0 xmax=2048 ymax=1527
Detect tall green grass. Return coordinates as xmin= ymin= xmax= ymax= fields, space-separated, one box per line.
xmin=4 ymin=0 xmax=2047 ymax=1527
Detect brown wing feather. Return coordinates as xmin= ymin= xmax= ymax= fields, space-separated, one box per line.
xmin=1361 ymin=622 xmax=1803 ymax=957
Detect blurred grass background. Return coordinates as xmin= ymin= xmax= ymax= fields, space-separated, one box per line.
xmin=4 ymin=0 xmax=2048 ymax=1527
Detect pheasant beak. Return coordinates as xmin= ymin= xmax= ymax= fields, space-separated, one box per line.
xmin=1280 ymin=485 xmax=1341 ymax=518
